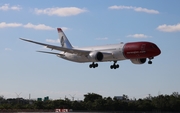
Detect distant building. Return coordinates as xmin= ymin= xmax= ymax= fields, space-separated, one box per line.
xmin=37 ymin=96 xmax=49 ymax=101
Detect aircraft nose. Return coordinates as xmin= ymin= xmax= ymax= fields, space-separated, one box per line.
xmin=156 ymin=46 xmax=161 ymax=56
xmin=152 ymin=43 xmax=161 ymax=56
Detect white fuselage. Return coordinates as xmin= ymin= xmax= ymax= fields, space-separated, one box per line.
xmin=58 ymin=43 xmax=126 ymax=63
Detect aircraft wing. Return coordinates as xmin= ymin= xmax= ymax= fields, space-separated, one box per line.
xmin=20 ymin=38 xmax=91 ymax=56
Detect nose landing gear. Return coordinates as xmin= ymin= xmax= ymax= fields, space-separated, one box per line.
xmin=110 ymin=61 xmax=119 ymax=69
xmin=89 ymin=62 xmax=98 ymax=68
xmin=148 ymin=60 xmax=152 ymax=64
xmin=148 ymin=57 xmax=154 ymax=64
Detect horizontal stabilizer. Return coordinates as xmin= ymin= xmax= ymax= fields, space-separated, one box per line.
xmin=37 ymin=51 xmax=64 ymax=57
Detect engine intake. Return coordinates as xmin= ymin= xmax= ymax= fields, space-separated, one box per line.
xmin=88 ymin=51 xmax=103 ymax=61
xmin=130 ymin=58 xmax=146 ymax=64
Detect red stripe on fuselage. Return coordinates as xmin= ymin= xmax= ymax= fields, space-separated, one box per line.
xmin=123 ymin=42 xmax=161 ymax=59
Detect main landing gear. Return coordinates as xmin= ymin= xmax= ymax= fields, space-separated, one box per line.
xmin=89 ymin=62 xmax=98 ymax=68
xmin=110 ymin=61 xmax=119 ymax=69
xmin=148 ymin=57 xmax=154 ymax=64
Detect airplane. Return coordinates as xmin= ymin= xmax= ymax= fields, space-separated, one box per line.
xmin=20 ymin=28 xmax=161 ymax=69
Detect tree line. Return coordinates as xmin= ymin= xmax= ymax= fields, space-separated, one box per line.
xmin=0 ymin=92 xmax=180 ymax=112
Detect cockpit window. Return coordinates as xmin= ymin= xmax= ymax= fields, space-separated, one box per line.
xmin=151 ymin=44 xmax=158 ymax=49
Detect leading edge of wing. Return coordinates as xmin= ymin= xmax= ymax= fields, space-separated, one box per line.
xmin=20 ymin=38 xmax=91 ymax=55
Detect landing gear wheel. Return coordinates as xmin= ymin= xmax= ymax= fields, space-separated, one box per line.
xmin=148 ymin=57 xmax=153 ymax=64
xmin=148 ymin=61 xmax=152 ymax=64
xmin=89 ymin=64 xmax=92 ymax=68
xmin=116 ymin=64 xmax=119 ymax=68
xmin=110 ymin=61 xmax=119 ymax=69
xmin=89 ymin=62 xmax=98 ymax=68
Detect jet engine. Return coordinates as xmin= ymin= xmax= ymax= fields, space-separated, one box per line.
xmin=130 ymin=58 xmax=146 ymax=64
xmin=88 ymin=51 xmax=103 ymax=61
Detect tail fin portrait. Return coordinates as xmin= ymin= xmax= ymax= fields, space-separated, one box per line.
xmin=57 ymin=28 xmax=73 ymax=48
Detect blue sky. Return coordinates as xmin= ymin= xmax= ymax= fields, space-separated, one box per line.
xmin=1 ymin=0 xmax=180 ymax=100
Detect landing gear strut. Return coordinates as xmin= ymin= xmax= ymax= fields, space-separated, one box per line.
xmin=89 ymin=62 xmax=98 ymax=68
xmin=148 ymin=57 xmax=154 ymax=64
xmin=110 ymin=61 xmax=119 ymax=69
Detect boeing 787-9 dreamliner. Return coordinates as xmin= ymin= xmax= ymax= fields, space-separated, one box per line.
xmin=20 ymin=28 xmax=161 ymax=69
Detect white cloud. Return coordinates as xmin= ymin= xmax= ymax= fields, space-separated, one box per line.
xmin=109 ymin=5 xmax=159 ymax=14
xmin=0 ymin=4 xmax=21 ymax=11
xmin=127 ymin=34 xmax=151 ymax=38
xmin=46 ymin=39 xmax=59 ymax=43
xmin=5 ymin=48 xmax=12 ymax=51
xmin=0 ymin=22 xmax=22 ymax=28
xmin=109 ymin=5 xmax=133 ymax=10
xmin=157 ymin=23 xmax=180 ymax=32
xmin=23 ymin=23 xmax=55 ymax=30
xmin=0 ymin=22 xmax=69 ymax=31
xmin=95 ymin=37 xmax=108 ymax=40
xmin=11 ymin=6 xmax=21 ymax=11
xmin=34 ymin=7 xmax=87 ymax=16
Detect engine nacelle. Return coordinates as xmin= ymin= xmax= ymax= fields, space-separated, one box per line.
xmin=88 ymin=51 xmax=103 ymax=62
xmin=130 ymin=58 xmax=146 ymax=64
